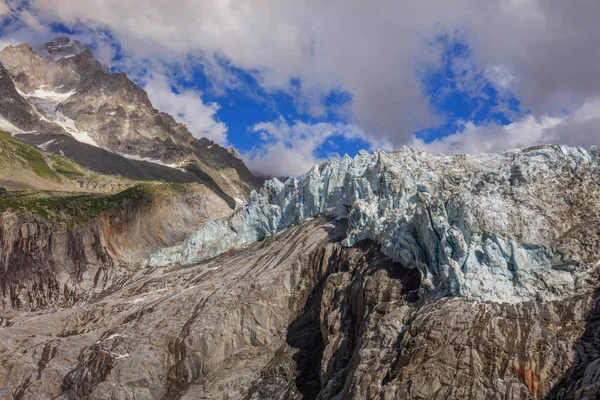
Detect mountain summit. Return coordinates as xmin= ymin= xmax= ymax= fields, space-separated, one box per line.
xmin=0 ymin=37 xmax=260 ymax=202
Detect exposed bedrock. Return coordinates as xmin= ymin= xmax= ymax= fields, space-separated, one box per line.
xmin=1 ymin=219 xmax=598 ymax=399
xmin=0 ymin=186 xmax=230 ymax=311
xmin=2 ymin=143 xmax=600 ymax=399
xmin=0 ymin=38 xmax=261 ymax=200
xmin=0 ymin=220 xmax=347 ymax=399
xmin=243 ymin=231 xmax=599 ymax=400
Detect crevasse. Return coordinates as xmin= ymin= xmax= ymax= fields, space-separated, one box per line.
xmin=149 ymin=145 xmax=599 ymax=303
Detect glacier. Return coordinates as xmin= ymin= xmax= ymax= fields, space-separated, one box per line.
xmin=149 ymin=145 xmax=599 ymax=303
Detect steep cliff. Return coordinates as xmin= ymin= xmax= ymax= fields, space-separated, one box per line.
xmin=1 ymin=218 xmax=598 ymax=399
xmin=0 ymin=184 xmax=230 ymax=312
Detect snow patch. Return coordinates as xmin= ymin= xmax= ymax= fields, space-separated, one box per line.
xmin=131 ymin=288 xmax=168 ymax=303
xmin=69 ymin=130 xmax=100 ymax=147
xmin=54 ymin=112 xmax=100 ymax=147
xmin=21 ymin=89 xmax=75 ymax=101
xmin=120 ymin=153 xmax=186 ymax=171
xmin=106 ymin=333 xmax=128 ymax=340
xmin=55 ymin=54 xmax=76 ymax=60
xmin=0 ymin=115 xmax=24 ymax=136
xmin=38 ymin=139 xmax=56 ymax=150
xmin=97 ymin=333 xmax=128 ymax=343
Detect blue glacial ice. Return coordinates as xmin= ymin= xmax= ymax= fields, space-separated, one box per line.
xmin=149 ymin=145 xmax=599 ymax=303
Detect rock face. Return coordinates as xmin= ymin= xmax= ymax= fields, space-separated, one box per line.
xmin=150 ymin=145 xmax=600 ymax=304
xmin=0 ymin=220 xmax=345 ymax=399
xmin=243 ymin=238 xmax=596 ymax=400
xmin=0 ymin=38 xmax=260 ymax=200
xmin=0 ymin=61 xmax=65 ymax=136
xmin=0 ymin=184 xmax=230 ymax=312
xmin=1 ymin=218 xmax=599 ymax=399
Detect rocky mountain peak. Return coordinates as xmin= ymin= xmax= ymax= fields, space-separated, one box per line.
xmin=2 ymin=42 xmax=35 ymax=56
xmin=38 ymin=36 xmax=90 ymax=61
xmin=227 ymin=146 xmax=240 ymax=158
xmin=0 ymin=36 xmax=261 ymax=201
xmin=0 ymin=40 xmax=80 ymax=94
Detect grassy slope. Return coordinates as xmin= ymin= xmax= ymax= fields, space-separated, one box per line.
xmin=0 ymin=130 xmax=143 ymax=193
xmin=0 ymin=130 xmax=84 ymax=182
xmin=0 ymin=131 xmax=200 ymax=225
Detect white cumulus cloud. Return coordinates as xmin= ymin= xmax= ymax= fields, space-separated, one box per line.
xmin=242 ymin=118 xmax=368 ymax=177
xmin=143 ymin=73 xmax=228 ymax=144
xmin=27 ymin=0 xmax=600 ymax=149
xmin=410 ymin=99 xmax=600 ymax=155
xmin=0 ymin=1 xmax=9 ymax=17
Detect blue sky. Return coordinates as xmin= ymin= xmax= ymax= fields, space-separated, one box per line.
xmin=0 ymin=0 xmax=599 ymax=176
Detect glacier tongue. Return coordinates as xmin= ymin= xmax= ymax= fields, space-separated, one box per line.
xmin=149 ymin=145 xmax=600 ymax=303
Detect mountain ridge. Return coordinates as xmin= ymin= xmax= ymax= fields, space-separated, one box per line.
xmin=1 ymin=137 xmax=600 ymax=398
xmin=0 ymin=37 xmax=260 ymax=201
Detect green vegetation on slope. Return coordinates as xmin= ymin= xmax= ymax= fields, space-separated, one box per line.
xmin=49 ymin=155 xmax=84 ymax=180
xmin=0 ymin=131 xmax=204 ymax=225
xmin=0 ymin=185 xmax=150 ymax=224
xmin=0 ymin=183 xmax=196 ymax=225
xmin=0 ymin=130 xmax=84 ymax=182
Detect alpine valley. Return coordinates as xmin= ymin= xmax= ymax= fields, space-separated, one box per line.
xmin=1 ymin=38 xmax=599 ymax=400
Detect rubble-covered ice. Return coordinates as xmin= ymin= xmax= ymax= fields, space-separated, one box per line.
xmin=150 ymin=146 xmax=600 ymax=303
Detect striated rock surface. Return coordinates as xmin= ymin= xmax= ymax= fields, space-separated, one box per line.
xmin=0 ymin=220 xmax=345 ymax=399
xmin=243 ymin=238 xmax=598 ymax=400
xmin=0 ymin=184 xmax=230 ymax=312
xmin=150 ymin=145 xmax=600 ymax=304
xmin=2 ymin=218 xmax=599 ymax=399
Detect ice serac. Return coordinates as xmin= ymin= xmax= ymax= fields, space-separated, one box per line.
xmin=150 ymin=145 xmax=600 ymax=303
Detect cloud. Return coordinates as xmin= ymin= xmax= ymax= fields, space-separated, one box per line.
xmin=18 ymin=9 xmax=49 ymax=32
xmin=142 ymin=72 xmax=228 ymax=144
xmin=24 ymin=0 xmax=459 ymax=147
xmin=242 ymin=118 xmax=366 ymax=177
xmin=0 ymin=1 xmax=9 ymax=17
xmin=0 ymin=0 xmax=598 ymax=168
xmin=25 ymin=0 xmax=600 ymax=150
xmin=0 ymin=6 xmax=228 ymax=145
xmin=410 ymin=99 xmax=600 ymax=155
xmin=247 ymin=99 xmax=600 ymax=177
